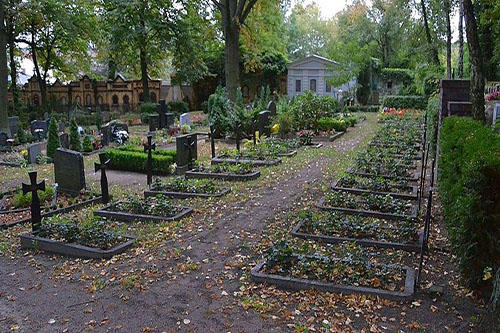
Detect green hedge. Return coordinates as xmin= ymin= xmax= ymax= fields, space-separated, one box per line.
xmin=425 ymin=95 xmax=440 ymax=153
xmin=382 ymin=95 xmax=427 ymax=110
xmin=116 ymin=145 xmax=177 ymax=158
xmin=439 ymin=117 xmax=500 ymax=288
xmin=104 ymin=148 xmax=176 ymax=175
xmin=317 ymin=117 xmax=349 ymax=132
xmin=289 ymin=91 xmax=339 ymax=131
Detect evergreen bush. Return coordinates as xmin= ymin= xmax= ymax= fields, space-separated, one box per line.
xmin=47 ymin=115 xmax=60 ymax=159
xmin=69 ymin=119 xmax=81 ymax=152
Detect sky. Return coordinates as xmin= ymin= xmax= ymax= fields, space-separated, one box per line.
xmin=293 ymin=0 xmax=372 ymax=19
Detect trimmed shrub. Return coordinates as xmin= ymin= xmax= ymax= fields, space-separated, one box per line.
xmin=140 ymin=102 xmax=157 ymax=124
xmin=103 ymin=148 xmax=176 ymax=175
xmin=317 ymin=117 xmax=349 ymax=132
xmin=116 ymin=145 xmax=177 ymax=158
xmin=46 ymin=116 xmax=60 ymax=159
xmin=289 ymin=91 xmax=338 ymax=131
xmin=382 ymin=95 xmax=427 ymax=110
xmin=82 ymin=136 xmax=93 ymax=152
xmin=439 ymin=117 xmax=500 ymax=288
xmin=69 ymin=119 xmax=81 ymax=152
xmin=425 ymin=95 xmax=440 ymax=153
xmin=168 ymin=101 xmax=189 ymax=116
xmin=13 ymin=186 xmax=55 ymax=208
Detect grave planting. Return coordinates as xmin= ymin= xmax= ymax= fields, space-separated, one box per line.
xmin=185 ymin=162 xmax=261 ymax=181
xmin=144 ymin=178 xmax=231 ymax=198
xmin=103 ymin=146 xmax=176 ymax=175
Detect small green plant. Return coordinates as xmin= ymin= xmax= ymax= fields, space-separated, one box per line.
xmin=12 ymin=186 xmax=55 ymax=208
xmin=16 ymin=126 xmax=26 ymax=144
xmin=46 ymin=115 xmax=60 ymax=159
xmin=82 ymin=135 xmax=93 ymax=152
xmin=69 ymin=119 xmax=81 ymax=152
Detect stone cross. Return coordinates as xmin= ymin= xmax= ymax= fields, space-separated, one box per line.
xmin=94 ymin=153 xmax=111 ymax=204
xmin=210 ymin=125 xmax=216 ymax=158
xmin=22 ymin=171 xmax=45 ymax=232
xmin=144 ymin=135 xmax=156 ymax=187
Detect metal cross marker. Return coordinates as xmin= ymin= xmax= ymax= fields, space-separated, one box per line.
xmin=184 ymin=136 xmax=196 ymax=170
xmin=95 ymin=153 xmax=111 ymax=204
xmin=252 ymin=120 xmax=257 ymax=147
xmin=22 ymin=171 xmax=45 ymax=232
xmin=209 ymin=126 xmax=216 ymax=158
xmin=235 ymin=123 xmax=242 ymax=152
xmin=144 ymin=135 xmax=156 ymax=187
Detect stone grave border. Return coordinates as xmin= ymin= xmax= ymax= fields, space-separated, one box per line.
xmin=291 ymin=218 xmax=423 ymax=253
xmin=1 ymin=196 xmax=103 ymax=229
xmin=184 ymin=170 xmax=261 ymax=182
xmin=0 ymin=160 xmax=22 ymax=168
xmin=331 ymin=179 xmax=418 ymax=200
xmin=94 ymin=203 xmax=193 ymax=223
xmin=144 ymin=187 xmax=231 ymax=199
xmin=278 ymin=150 xmax=297 ymax=158
xmin=304 ymin=143 xmax=323 ymax=149
xmin=316 ymin=199 xmax=418 ymax=221
xmin=20 ymin=230 xmax=136 ymax=259
xmin=211 ymin=156 xmax=282 ymax=167
xmin=346 ymin=166 xmax=420 ymax=183
xmin=250 ymin=259 xmax=416 ymax=301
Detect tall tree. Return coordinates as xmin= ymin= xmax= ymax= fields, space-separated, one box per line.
xmin=0 ymin=0 xmax=10 ymax=135
xmin=444 ymin=0 xmax=452 ymax=79
xmin=214 ymin=0 xmax=259 ymax=101
xmin=5 ymin=0 xmax=21 ymax=112
xmin=457 ymin=0 xmax=464 ymax=78
xmin=420 ymin=0 xmax=440 ymax=66
xmin=463 ymin=0 xmax=485 ymax=121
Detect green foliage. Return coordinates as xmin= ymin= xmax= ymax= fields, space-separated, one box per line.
xmin=381 ymin=95 xmax=427 ymax=110
xmin=289 ymin=91 xmax=338 ymax=131
xmin=46 ymin=116 xmax=60 ymax=159
xmin=235 ymin=87 xmax=244 ymax=110
xmin=13 ymin=186 xmax=55 ymax=208
xmin=356 ymin=64 xmax=372 ymax=105
xmin=69 ymin=119 xmax=81 ymax=152
xmin=16 ymin=126 xmax=27 ymax=144
xmin=140 ymin=103 xmax=157 ymax=124
xmin=82 ymin=136 xmax=93 ymax=152
xmin=344 ymin=105 xmax=380 ymax=113
xmin=380 ymin=68 xmax=413 ymax=83
xmin=208 ymin=86 xmax=233 ymax=137
xmin=317 ymin=117 xmax=350 ymax=132
xmin=274 ymin=111 xmax=294 ymax=137
xmin=116 ymin=145 xmax=176 ymax=158
xmin=439 ymin=117 xmax=500 ymax=288
xmin=168 ymin=101 xmax=189 ymax=116
xmin=103 ymin=148 xmax=175 ymax=175
xmin=425 ymin=95 xmax=440 ymax=153
xmin=95 ymin=108 xmax=103 ymax=130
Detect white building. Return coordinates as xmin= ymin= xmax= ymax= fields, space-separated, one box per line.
xmin=286 ymin=55 xmax=356 ymax=99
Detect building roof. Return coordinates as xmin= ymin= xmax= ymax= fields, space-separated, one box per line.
xmin=287 ymin=55 xmax=339 ymax=69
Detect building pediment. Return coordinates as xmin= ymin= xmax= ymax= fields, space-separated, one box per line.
xmin=287 ymin=55 xmax=338 ymax=71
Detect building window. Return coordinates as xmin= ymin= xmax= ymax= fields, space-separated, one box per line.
xmin=97 ymin=96 xmax=103 ymax=105
xmin=150 ymin=92 xmax=157 ymax=102
xmin=242 ymin=85 xmax=249 ymax=98
xmin=387 ymin=81 xmax=393 ymax=89
xmin=86 ymin=94 xmax=92 ymax=106
xmin=310 ymin=79 xmax=316 ymax=92
xmin=33 ymin=94 xmax=40 ymax=106
xmin=112 ymin=95 xmax=118 ymax=105
xmin=75 ymin=96 xmax=81 ymax=105
xmin=325 ymin=79 xmax=332 ymax=93
xmin=123 ymin=95 xmax=129 ymax=104
xmin=61 ymin=97 xmax=67 ymax=105
xmin=295 ymin=80 xmax=301 ymax=92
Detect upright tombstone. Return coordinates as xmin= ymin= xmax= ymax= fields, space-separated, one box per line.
xmin=157 ymin=100 xmax=167 ymax=128
xmin=235 ymin=123 xmax=242 ymax=152
xmin=30 ymin=120 xmax=48 ymax=139
xmin=53 ymin=148 xmax=86 ymax=194
xmin=58 ymin=123 xmax=66 ymax=133
xmin=166 ymin=113 xmax=175 ymax=128
xmin=0 ymin=132 xmax=8 ymax=147
xmin=179 ymin=113 xmax=191 ymax=126
xmin=59 ymin=133 xmax=69 ymax=149
xmin=149 ymin=114 xmax=160 ymax=132
xmin=94 ymin=153 xmax=110 ymax=204
xmin=267 ymin=101 xmax=277 ymax=117
xmin=8 ymin=116 xmax=19 ymax=137
xmin=100 ymin=125 xmax=111 ymax=146
xmin=27 ymin=143 xmax=42 ymax=164
xmin=144 ymin=135 xmax=156 ymax=186
xmin=258 ymin=110 xmax=271 ymax=138
xmin=209 ymin=125 xmax=216 ymax=158
xmin=176 ymin=133 xmax=197 ymax=175
xmin=22 ymin=171 xmax=45 ymax=232
xmin=493 ymin=103 xmax=500 ymax=127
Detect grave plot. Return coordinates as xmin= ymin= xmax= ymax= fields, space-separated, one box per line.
xmin=103 ymin=145 xmax=176 ymax=175
xmin=185 ymin=162 xmax=261 ymax=181
xmin=251 ymin=241 xmax=416 ymax=301
xmin=290 ymin=210 xmax=422 ymax=252
xmin=20 ymin=216 xmax=136 ymax=259
xmin=94 ymin=195 xmax=192 ymax=222
xmin=332 ymin=174 xmax=418 ymax=200
xmin=144 ymin=178 xmax=231 ymax=199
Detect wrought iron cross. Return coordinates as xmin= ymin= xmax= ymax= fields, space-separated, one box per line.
xmin=95 ymin=153 xmax=111 ymax=204
xmin=184 ymin=136 xmax=195 ymax=170
xmin=144 ymin=135 xmax=156 ymax=187
xmin=252 ymin=120 xmax=257 ymax=147
xmin=236 ymin=123 xmax=242 ymax=152
xmin=22 ymin=171 xmax=45 ymax=232
xmin=210 ymin=126 xmax=216 ymax=158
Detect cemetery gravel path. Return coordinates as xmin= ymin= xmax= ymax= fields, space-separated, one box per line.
xmin=0 ymin=119 xmax=377 ymax=332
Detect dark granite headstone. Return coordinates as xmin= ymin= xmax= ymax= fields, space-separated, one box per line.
xmin=149 ymin=114 xmax=159 ymax=132
xmin=447 ymin=101 xmax=472 ymax=117
xmin=27 ymin=143 xmax=42 ymax=164
xmin=54 ymin=148 xmax=86 ymax=194
xmin=100 ymin=125 xmax=110 ymax=146
xmin=176 ymin=133 xmax=198 ymax=175
xmin=258 ymin=110 xmax=271 ymax=138
xmin=30 ymin=120 xmax=48 ymax=139
xmin=0 ymin=132 xmax=8 ymax=146
xmin=267 ymin=101 xmax=277 ymax=117
xmin=166 ymin=113 xmax=175 ymax=128
xmin=157 ymin=100 xmax=167 ymax=128
xmin=8 ymin=117 xmax=19 ymax=137
xmin=59 ymin=133 xmax=69 ymax=149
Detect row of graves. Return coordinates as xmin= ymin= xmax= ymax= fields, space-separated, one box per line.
xmin=250 ymin=109 xmax=435 ymax=301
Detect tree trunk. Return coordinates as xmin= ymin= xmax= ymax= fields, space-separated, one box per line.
xmin=420 ymin=0 xmax=440 ymax=67
xmin=0 ymin=0 xmax=10 ymax=136
xmin=463 ymin=0 xmax=485 ymax=122
xmin=140 ymin=46 xmax=150 ymax=103
xmin=7 ymin=14 xmax=17 ymax=112
xmin=444 ymin=0 xmax=452 ymax=79
xmin=108 ymin=58 xmax=116 ymax=80
xmin=224 ymin=23 xmax=240 ymax=102
xmin=458 ymin=0 xmax=464 ymax=78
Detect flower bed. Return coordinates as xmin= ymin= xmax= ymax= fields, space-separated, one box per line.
xmin=291 ymin=210 xmax=422 ymax=252
xmin=20 ymin=218 xmax=135 ymax=259
xmin=94 ymin=196 xmax=192 ymax=222
xmin=252 ymin=241 xmax=415 ymax=300
xmin=318 ymin=191 xmax=417 ymax=221
xmin=144 ymin=178 xmax=231 ymax=199
xmin=347 ymin=166 xmax=419 ymax=182
xmin=185 ymin=163 xmax=261 ymax=181
xmin=211 ymin=156 xmax=282 ymax=166
xmin=333 ymin=175 xmax=418 ymax=200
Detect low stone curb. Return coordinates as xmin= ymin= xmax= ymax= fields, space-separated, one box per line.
xmin=278 ymin=150 xmax=297 ymax=158
xmin=184 ymin=170 xmax=261 ymax=182
xmin=144 ymin=187 xmax=231 ymax=199
xmin=316 ymin=199 xmax=418 ymax=221
xmin=346 ymin=166 xmax=420 ymax=183
xmin=211 ymin=156 xmax=282 ymax=167
xmin=94 ymin=203 xmax=193 ymax=222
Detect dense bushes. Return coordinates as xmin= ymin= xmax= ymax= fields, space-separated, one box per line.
xmin=289 ymin=91 xmax=338 ymax=130
xmin=103 ymin=148 xmax=176 ymax=175
xmin=382 ymin=95 xmax=427 ymax=110
xmin=116 ymin=145 xmax=177 ymax=158
xmin=439 ymin=117 xmax=500 ymax=288
xmin=317 ymin=116 xmax=355 ymax=132
xmin=425 ymin=95 xmax=440 ymax=152
xmin=140 ymin=102 xmax=157 ymax=123
xmin=343 ymin=105 xmax=380 ymax=113
xmin=168 ymin=101 xmax=189 ymax=116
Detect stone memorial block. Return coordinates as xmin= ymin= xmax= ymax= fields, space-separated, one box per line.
xmin=100 ymin=125 xmax=111 ymax=146
xmin=30 ymin=120 xmax=48 ymax=139
xmin=258 ymin=110 xmax=271 ymax=137
xmin=0 ymin=132 xmax=8 ymax=146
xmin=149 ymin=114 xmax=160 ymax=132
xmin=166 ymin=113 xmax=175 ymax=127
xmin=58 ymin=123 xmax=66 ymax=132
xmin=43 ymin=112 xmax=49 ymax=120
xmin=27 ymin=143 xmax=42 ymax=164
xmin=267 ymin=101 xmax=277 ymax=117
xmin=54 ymin=148 xmax=86 ymax=194
xmin=493 ymin=103 xmax=500 ymax=126
xmin=157 ymin=100 xmax=167 ymax=128
xmin=447 ymin=101 xmax=472 ymax=117
xmin=8 ymin=116 xmax=19 ymax=137
xmin=59 ymin=133 xmax=69 ymax=149
xmin=179 ymin=113 xmax=191 ymax=126
xmin=176 ymin=133 xmax=198 ymax=175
